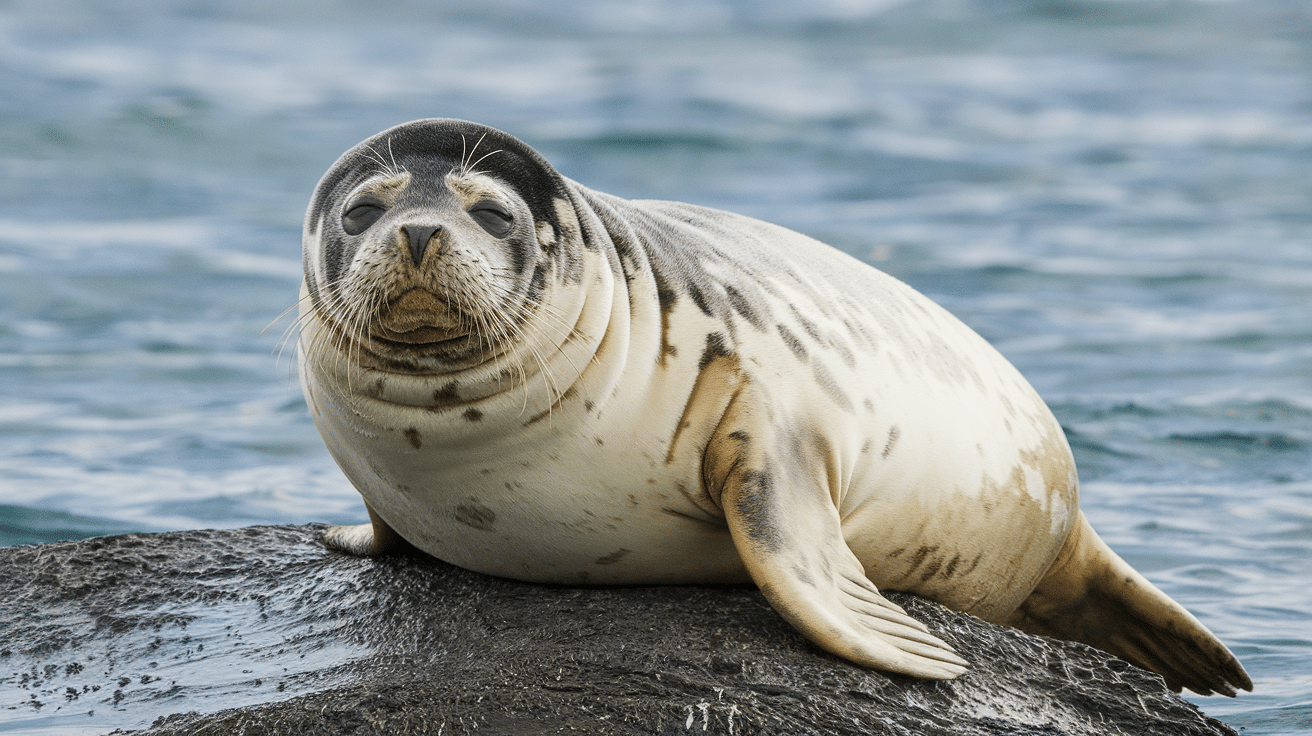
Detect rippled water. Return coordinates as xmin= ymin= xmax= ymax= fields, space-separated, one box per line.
xmin=1 ymin=0 xmax=1309 ymax=732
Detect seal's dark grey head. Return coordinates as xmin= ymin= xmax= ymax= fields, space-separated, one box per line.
xmin=302 ymin=119 xmax=580 ymax=371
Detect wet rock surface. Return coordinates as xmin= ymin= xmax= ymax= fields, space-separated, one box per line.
xmin=0 ymin=525 xmax=1235 ymax=735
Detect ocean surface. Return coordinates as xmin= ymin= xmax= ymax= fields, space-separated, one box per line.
xmin=0 ymin=0 xmax=1308 ymax=732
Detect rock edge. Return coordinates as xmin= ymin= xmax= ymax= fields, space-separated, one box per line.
xmin=0 ymin=525 xmax=1236 ymax=736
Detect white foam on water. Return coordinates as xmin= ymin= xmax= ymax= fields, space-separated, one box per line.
xmin=0 ymin=218 xmax=214 ymax=258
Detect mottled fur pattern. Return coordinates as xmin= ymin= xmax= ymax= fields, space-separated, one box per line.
xmin=300 ymin=119 xmax=1250 ymax=696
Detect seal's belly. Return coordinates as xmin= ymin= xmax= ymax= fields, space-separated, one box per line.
xmin=308 ymin=361 xmax=752 ymax=585
xmin=342 ymin=445 xmax=751 ymax=585
xmin=314 ymin=295 xmax=1073 ymax=607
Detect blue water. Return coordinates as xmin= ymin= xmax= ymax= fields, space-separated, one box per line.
xmin=0 ymin=0 xmax=1308 ymax=732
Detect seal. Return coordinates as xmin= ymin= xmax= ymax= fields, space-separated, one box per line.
xmin=298 ymin=119 xmax=1252 ymax=696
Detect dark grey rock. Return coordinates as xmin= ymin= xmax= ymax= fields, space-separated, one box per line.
xmin=0 ymin=525 xmax=1235 ymax=735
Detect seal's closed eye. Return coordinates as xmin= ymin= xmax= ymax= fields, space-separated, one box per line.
xmin=469 ymin=201 xmax=512 ymax=238
xmin=343 ymin=203 xmax=386 ymax=235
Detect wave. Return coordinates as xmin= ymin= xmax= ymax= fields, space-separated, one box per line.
xmin=1167 ymin=432 xmax=1309 ymax=454
xmin=0 ymin=504 xmax=144 ymax=546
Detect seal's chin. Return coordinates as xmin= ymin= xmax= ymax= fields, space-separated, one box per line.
xmin=373 ymin=288 xmax=468 ymax=347
xmin=372 ymin=326 xmax=468 ymax=346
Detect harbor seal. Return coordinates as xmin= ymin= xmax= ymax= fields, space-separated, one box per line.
xmin=298 ymin=119 xmax=1251 ymax=696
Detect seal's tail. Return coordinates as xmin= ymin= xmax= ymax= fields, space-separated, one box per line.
xmin=1005 ymin=514 xmax=1252 ymax=696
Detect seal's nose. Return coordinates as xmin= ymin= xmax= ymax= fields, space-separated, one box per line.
xmin=402 ymin=224 xmax=441 ymax=267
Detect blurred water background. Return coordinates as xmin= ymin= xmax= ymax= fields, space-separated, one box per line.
xmin=0 ymin=0 xmax=1308 ymax=732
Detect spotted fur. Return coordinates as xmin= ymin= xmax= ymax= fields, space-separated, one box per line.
xmin=301 ymin=119 xmax=1250 ymax=695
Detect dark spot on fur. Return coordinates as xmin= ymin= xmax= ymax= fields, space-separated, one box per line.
xmin=732 ymin=470 xmax=782 ymax=553
xmin=502 ymin=223 xmax=531 ymax=275
xmin=524 ymin=386 xmax=576 ymax=426
xmin=790 ymin=305 xmax=822 ymax=341
xmin=1000 ymin=394 xmax=1017 ymax=418
xmin=454 ymin=502 xmax=496 ymax=531
xmin=864 ymin=398 xmax=875 ymax=413
xmin=792 ymin=564 xmax=816 ymax=587
xmin=882 ymin=425 xmax=901 ymax=458
xmin=812 ymin=362 xmax=853 ymax=412
xmin=687 ymin=283 xmax=713 ymax=317
xmin=699 ymin=332 xmax=732 ymax=370
xmin=655 ymin=275 xmax=679 ymax=366
xmin=919 ymin=558 xmax=943 ymax=583
xmin=656 ymin=284 xmax=678 ymax=314
xmin=404 ymin=428 xmax=422 ymax=449
xmin=909 ymin=545 xmax=938 ymax=571
xmin=833 ymin=340 xmax=856 ymax=369
xmin=584 ymin=400 xmax=594 ymax=412
xmin=526 ymin=262 xmax=549 ymax=304
xmin=725 ymin=286 xmax=765 ymax=330
xmin=965 ymin=554 xmax=983 ymax=575
xmin=595 ymin=548 xmax=631 ymax=565
xmin=463 ymin=408 xmax=484 ymax=422
xmin=728 ymin=430 xmax=750 ymax=443
xmin=943 ymin=554 xmax=961 ymax=578
xmin=889 ymin=548 xmax=906 ymax=559
xmin=842 ymin=316 xmax=879 ymax=352
xmin=777 ymin=324 xmax=807 ymax=360
xmin=433 ymin=382 xmax=460 ymax=405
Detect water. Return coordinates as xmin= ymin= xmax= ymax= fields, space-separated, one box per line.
xmin=0 ymin=0 xmax=1308 ymax=732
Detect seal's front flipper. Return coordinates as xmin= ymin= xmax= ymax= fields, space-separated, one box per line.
xmin=1008 ymin=514 xmax=1252 ymax=696
xmin=713 ymin=448 xmax=969 ymax=678
xmin=323 ymin=502 xmax=407 ymax=556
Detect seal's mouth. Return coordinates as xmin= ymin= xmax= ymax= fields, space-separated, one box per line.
xmin=372 ymin=289 xmax=468 ymax=346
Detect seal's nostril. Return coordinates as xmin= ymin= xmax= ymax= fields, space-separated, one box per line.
xmin=402 ymin=225 xmax=441 ymax=266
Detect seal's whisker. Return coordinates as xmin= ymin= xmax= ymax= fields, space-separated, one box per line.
xmin=264 ymin=297 xmax=307 ymax=337
xmin=495 ymin=296 xmax=587 ymax=382
xmin=360 ymin=145 xmax=394 ymax=179
xmin=483 ymin=282 xmax=596 ymax=389
xmin=461 ymin=132 xmax=488 ymax=174
xmin=466 ymin=148 xmax=504 ymax=177
xmin=356 ymin=139 xmax=405 ymax=180
xmin=452 ymin=281 xmax=534 ymax=410
xmin=479 ymin=295 xmax=574 ymax=420
xmin=271 ymin=296 xmax=313 ymax=368
xmin=483 ymin=278 xmax=579 ymax=340
xmin=317 ymin=278 xmax=379 ymax=392
xmin=386 ymin=137 xmax=400 ymax=177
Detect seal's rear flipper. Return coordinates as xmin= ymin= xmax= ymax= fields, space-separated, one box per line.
xmin=323 ymin=502 xmax=407 ymax=556
xmin=720 ymin=472 xmax=969 ymax=679
xmin=1007 ymin=514 xmax=1252 ymax=696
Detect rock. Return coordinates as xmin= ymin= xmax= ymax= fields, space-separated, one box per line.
xmin=0 ymin=525 xmax=1235 ymax=736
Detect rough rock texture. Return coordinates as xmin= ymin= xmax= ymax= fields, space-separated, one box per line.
xmin=0 ymin=525 xmax=1235 ymax=736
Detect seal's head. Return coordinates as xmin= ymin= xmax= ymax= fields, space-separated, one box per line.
xmin=301 ymin=119 xmax=581 ymax=373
